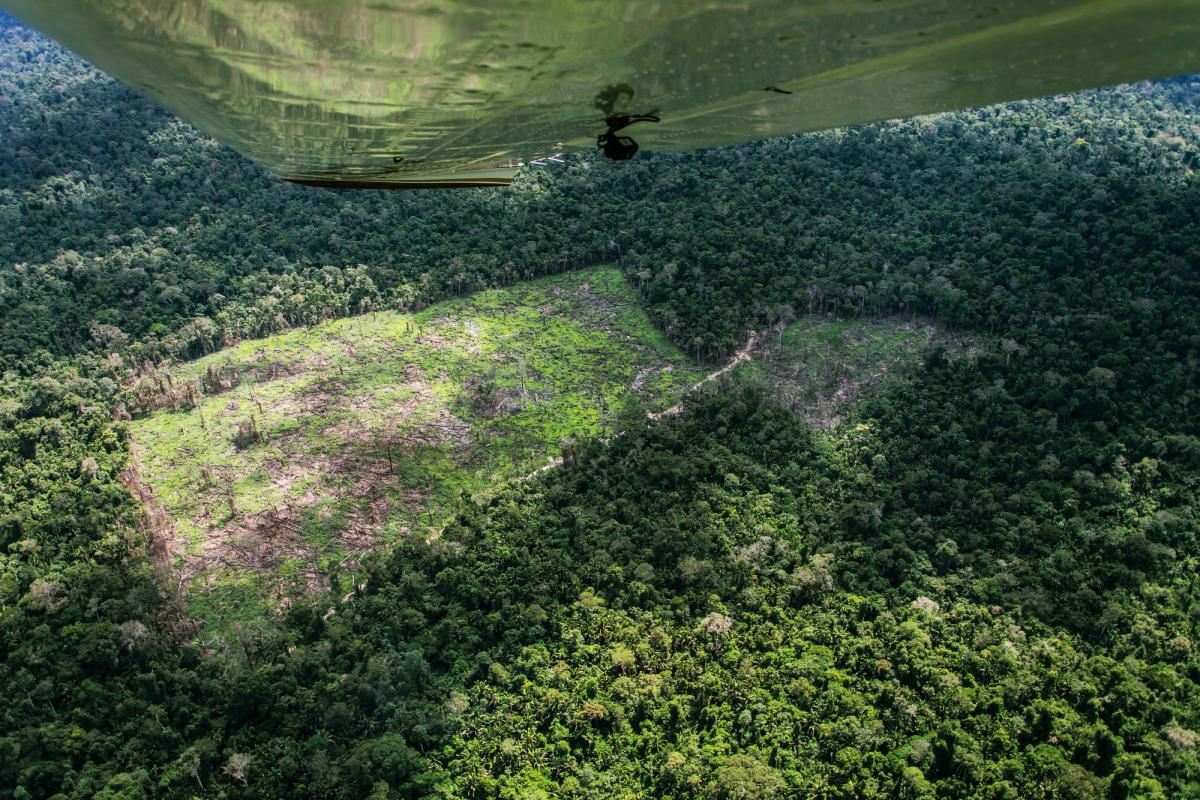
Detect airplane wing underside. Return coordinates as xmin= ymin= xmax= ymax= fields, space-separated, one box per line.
xmin=4 ymin=0 xmax=1199 ymax=188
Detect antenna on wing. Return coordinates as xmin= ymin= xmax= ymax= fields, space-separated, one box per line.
xmin=597 ymin=114 xmax=661 ymax=160
xmin=594 ymin=83 xmax=660 ymax=160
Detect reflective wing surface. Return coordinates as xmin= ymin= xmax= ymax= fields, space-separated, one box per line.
xmin=5 ymin=0 xmax=1199 ymax=188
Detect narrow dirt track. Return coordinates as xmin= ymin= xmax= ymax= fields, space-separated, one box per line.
xmin=649 ymin=330 xmax=758 ymax=420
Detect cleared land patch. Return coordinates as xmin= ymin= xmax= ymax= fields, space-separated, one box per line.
xmin=129 ymin=268 xmax=704 ymax=617
xmin=738 ymin=316 xmax=963 ymax=427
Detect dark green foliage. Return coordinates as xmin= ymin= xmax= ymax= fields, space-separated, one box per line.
xmin=3 ymin=13 xmax=1200 ymax=800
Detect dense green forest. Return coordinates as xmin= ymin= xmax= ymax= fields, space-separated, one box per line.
xmin=3 ymin=12 xmax=1200 ymax=800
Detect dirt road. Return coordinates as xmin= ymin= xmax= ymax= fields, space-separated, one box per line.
xmin=649 ymin=330 xmax=758 ymax=419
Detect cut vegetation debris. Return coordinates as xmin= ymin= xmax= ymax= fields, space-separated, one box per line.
xmin=738 ymin=316 xmax=966 ymax=428
xmin=129 ymin=267 xmax=704 ymax=621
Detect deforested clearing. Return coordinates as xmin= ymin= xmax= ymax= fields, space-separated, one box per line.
xmin=128 ymin=267 xmax=704 ymax=617
xmin=737 ymin=316 xmax=971 ymax=428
